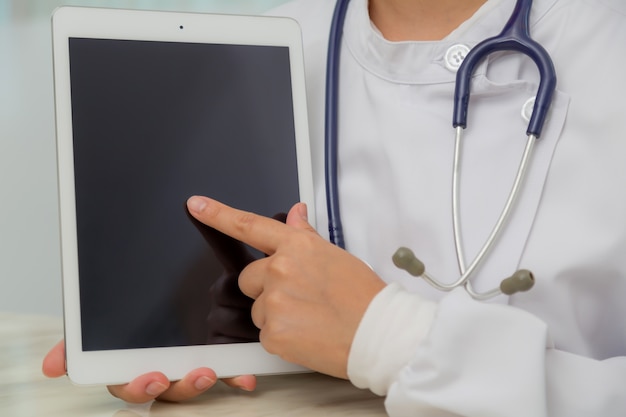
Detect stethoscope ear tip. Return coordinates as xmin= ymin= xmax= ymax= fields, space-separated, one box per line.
xmin=500 ymin=269 xmax=535 ymax=295
xmin=392 ymin=247 xmax=426 ymax=277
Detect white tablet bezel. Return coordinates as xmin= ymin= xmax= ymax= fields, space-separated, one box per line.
xmin=52 ymin=6 xmax=314 ymax=385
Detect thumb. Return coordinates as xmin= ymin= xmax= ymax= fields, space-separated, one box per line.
xmin=286 ymin=202 xmax=316 ymax=232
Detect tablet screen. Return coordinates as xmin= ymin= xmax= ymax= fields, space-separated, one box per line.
xmin=68 ymin=38 xmax=299 ymax=351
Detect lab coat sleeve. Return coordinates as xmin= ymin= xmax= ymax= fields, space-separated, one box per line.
xmin=349 ymin=286 xmax=626 ymax=417
xmin=347 ymin=283 xmax=437 ymax=395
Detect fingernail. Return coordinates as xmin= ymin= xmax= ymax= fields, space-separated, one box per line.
xmin=187 ymin=196 xmax=207 ymax=214
xmin=145 ymin=381 xmax=168 ymax=397
xmin=194 ymin=376 xmax=215 ymax=391
xmin=298 ymin=203 xmax=308 ymax=221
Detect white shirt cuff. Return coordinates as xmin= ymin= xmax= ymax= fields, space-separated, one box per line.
xmin=347 ymin=283 xmax=437 ymax=396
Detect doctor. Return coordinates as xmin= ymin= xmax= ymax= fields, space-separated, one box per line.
xmin=44 ymin=0 xmax=626 ymax=415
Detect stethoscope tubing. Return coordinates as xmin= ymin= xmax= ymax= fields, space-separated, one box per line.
xmin=324 ymin=0 xmax=555 ymax=299
xmin=453 ymin=0 xmax=556 ymax=137
xmin=324 ymin=0 xmax=351 ymax=249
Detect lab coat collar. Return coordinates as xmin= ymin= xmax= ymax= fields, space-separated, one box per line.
xmin=343 ymin=0 xmax=558 ymax=84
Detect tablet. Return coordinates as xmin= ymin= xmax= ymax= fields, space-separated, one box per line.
xmin=51 ymin=6 xmax=314 ymax=385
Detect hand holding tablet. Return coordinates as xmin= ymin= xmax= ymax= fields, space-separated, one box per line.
xmin=43 ymin=340 xmax=256 ymax=402
xmin=44 ymin=195 xmax=387 ymax=402
xmin=49 ymin=5 xmax=385 ymax=398
xmin=51 ymin=6 xmax=314 ymax=386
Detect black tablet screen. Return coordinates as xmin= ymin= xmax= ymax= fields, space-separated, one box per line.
xmin=68 ymin=38 xmax=299 ymax=351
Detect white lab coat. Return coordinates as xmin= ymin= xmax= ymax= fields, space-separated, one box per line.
xmin=269 ymin=0 xmax=626 ymax=415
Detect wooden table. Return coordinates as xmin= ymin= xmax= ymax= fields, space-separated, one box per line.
xmin=0 ymin=313 xmax=386 ymax=416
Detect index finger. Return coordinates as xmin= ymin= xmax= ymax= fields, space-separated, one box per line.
xmin=186 ymin=196 xmax=287 ymax=256
xmin=185 ymin=206 xmax=256 ymax=273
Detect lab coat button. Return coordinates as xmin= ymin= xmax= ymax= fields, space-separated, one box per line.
xmin=522 ymin=96 xmax=536 ymax=123
xmin=444 ymin=44 xmax=471 ymax=72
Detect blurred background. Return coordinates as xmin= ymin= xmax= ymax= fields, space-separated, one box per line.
xmin=0 ymin=0 xmax=291 ymax=316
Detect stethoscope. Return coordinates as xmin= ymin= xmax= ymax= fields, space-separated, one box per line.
xmin=324 ymin=0 xmax=557 ymax=300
